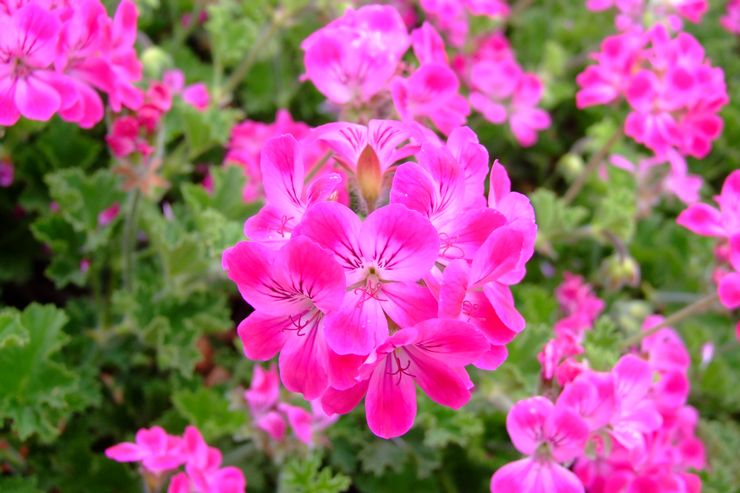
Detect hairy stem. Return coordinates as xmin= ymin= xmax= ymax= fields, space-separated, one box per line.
xmin=562 ymin=129 xmax=622 ymax=204
xmin=122 ymin=189 xmax=141 ymax=292
xmin=621 ymin=292 xmax=719 ymax=349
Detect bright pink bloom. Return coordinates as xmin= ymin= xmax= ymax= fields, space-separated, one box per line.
xmin=722 ymin=0 xmax=740 ymax=33
xmin=178 ymin=426 xmax=247 ymax=493
xmin=223 ymin=236 xmax=346 ymax=399
xmin=491 ymin=396 xmax=588 ymax=493
xmin=98 ymin=203 xmax=120 ymax=226
xmin=104 ymin=426 xmax=185 ymax=474
xmin=106 ymin=115 xmax=152 ymax=158
xmin=677 ymin=170 xmax=740 ymax=240
xmin=419 ymin=0 xmax=468 ymax=47
xmin=182 ymin=83 xmax=209 ymax=111
xmin=411 ymin=22 xmax=447 ymax=65
xmin=301 ymin=5 xmax=409 ymax=104
xmin=391 ymin=63 xmax=469 ymax=135
xmin=294 ymin=202 xmax=439 ymax=356
xmin=244 ymin=365 xmax=287 ymax=441
xmin=242 ymin=135 xmax=342 ymax=245
xmin=323 ymin=319 xmax=487 ymax=438
xmin=0 ymin=2 xmax=70 ymax=126
xmin=278 ymin=401 xmax=338 ymax=447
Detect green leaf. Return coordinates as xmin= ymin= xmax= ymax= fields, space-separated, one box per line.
xmin=182 ymin=165 xmax=256 ymax=221
xmin=172 ymin=387 xmax=246 ymax=442
xmin=0 ymin=304 xmax=90 ymax=442
xmin=529 ymin=189 xmax=588 ymax=255
xmin=593 ymin=167 xmax=636 ymax=242
xmin=181 ymin=104 xmax=241 ymax=158
xmin=279 ymin=454 xmax=351 ymax=493
xmin=583 ymin=317 xmax=622 ymax=371
xmin=31 ymin=214 xmax=87 ymax=288
xmin=0 ymin=310 xmax=29 ymax=349
xmin=0 ymin=477 xmax=43 ymax=493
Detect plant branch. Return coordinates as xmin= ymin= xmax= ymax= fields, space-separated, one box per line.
xmin=562 ymin=129 xmax=622 ymax=204
xmin=621 ymin=292 xmax=719 ymax=349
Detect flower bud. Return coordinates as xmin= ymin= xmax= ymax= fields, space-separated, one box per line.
xmin=141 ymin=47 xmax=173 ymax=80
xmin=356 ymin=144 xmax=383 ymax=211
xmin=600 ymin=254 xmax=640 ymax=291
xmin=558 ymin=153 xmax=585 ymax=182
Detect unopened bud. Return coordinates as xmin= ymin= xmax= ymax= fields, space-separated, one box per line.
xmin=356 ymin=145 xmax=383 ymax=211
xmin=600 ymin=255 xmax=640 ymax=291
xmin=141 ymin=47 xmax=173 ymax=80
xmin=558 ymin=153 xmax=585 ymax=182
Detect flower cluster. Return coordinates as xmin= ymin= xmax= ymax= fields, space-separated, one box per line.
xmin=222 ymin=119 xmax=536 ymax=439
xmin=492 ymin=318 xmax=704 ymax=492
xmin=105 ymin=425 xmax=246 ymax=493
xmin=585 ymin=0 xmax=708 ymax=31
xmin=577 ymin=25 xmax=728 ymax=160
xmin=538 ymin=274 xmax=605 ymax=385
xmin=677 ymin=170 xmax=740 ymax=337
xmin=300 ymin=4 xmax=549 ymax=146
xmin=0 ymin=0 xmax=142 ymax=128
xmin=245 ymin=365 xmax=337 ymax=447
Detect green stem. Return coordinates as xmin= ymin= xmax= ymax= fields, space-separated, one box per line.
xmin=562 ymin=129 xmax=622 ymax=204
xmin=122 ymin=189 xmax=141 ymax=292
xmin=219 ymin=13 xmax=283 ymax=106
xmin=621 ymin=292 xmax=719 ymax=349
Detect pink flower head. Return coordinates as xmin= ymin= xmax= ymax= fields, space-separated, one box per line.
xmin=242 ymin=134 xmax=342 ymax=245
xmin=278 ymin=401 xmax=337 ymax=447
xmin=722 ymin=0 xmax=740 ymax=34
xmin=243 ymin=365 xmax=287 ymax=441
xmin=411 ymin=22 xmax=447 ymax=65
xmin=556 ymin=273 xmax=605 ymax=323
xmin=294 ymin=202 xmax=439 ymax=356
xmin=0 ymin=2 xmax=70 ymax=126
xmin=322 ymin=319 xmax=487 ymax=438
xmin=312 ymin=120 xmax=418 ymax=210
xmin=224 ymin=236 xmax=346 ymax=399
xmin=105 ymin=426 xmax=185 ymax=474
xmin=557 ymin=371 xmax=616 ymax=431
xmin=182 ymin=83 xmax=210 ymax=111
xmin=419 ymin=0 xmax=468 ymax=47
xmin=677 ymin=170 xmax=740 ymax=241
xmin=391 ymin=63 xmax=470 ymax=135
xmin=491 ymin=396 xmax=589 ymax=493
xmin=301 ymin=5 xmax=409 ymax=104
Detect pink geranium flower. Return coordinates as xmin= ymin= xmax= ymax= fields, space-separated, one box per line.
xmin=244 ymin=365 xmax=287 ymax=441
xmin=301 ymin=5 xmax=409 ymax=104
xmin=491 ymin=396 xmax=589 ymax=493
xmin=294 ymin=202 xmax=439 ymax=356
xmin=323 ymin=318 xmax=487 ymax=438
xmin=223 ymin=236 xmax=346 ymax=399
xmin=0 ymin=2 xmax=70 ymax=126
xmin=104 ymin=426 xmax=185 ymax=474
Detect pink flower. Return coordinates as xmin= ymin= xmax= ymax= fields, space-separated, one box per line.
xmin=0 ymin=2 xmax=70 ymax=126
xmin=312 ymin=120 xmax=418 ymax=210
xmin=179 ymin=427 xmax=247 ymax=493
xmin=106 ymin=116 xmax=152 ymax=158
xmin=722 ymin=0 xmax=740 ymax=34
xmin=278 ymin=401 xmax=337 ymax=447
xmin=105 ymin=426 xmax=185 ymax=474
xmin=677 ymin=170 xmax=740 ymax=240
xmin=242 ymin=135 xmax=342 ymax=245
xmin=391 ymin=63 xmax=470 ymax=135
xmin=244 ymin=365 xmax=287 ymax=441
xmin=98 ymin=203 xmax=120 ymax=226
xmin=301 ymin=5 xmax=409 ymax=104
xmin=223 ymin=236 xmax=346 ymax=399
xmin=490 ymin=396 xmax=589 ymax=493
xmin=294 ymin=202 xmax=439 ymax=356
xmin=410 ymin=22 xmax=447 ymax=65
xmin=182 ymin=83 xmax=210 ymax=111
xmin=323 ymin=319 xmax=487 ymax=438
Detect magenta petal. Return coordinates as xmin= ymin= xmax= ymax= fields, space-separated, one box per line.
xmin=438 ymin=260 xmax=469 ymax=319
xmin=294 ymin=202 xmax=363 ymax=277
xmin=256 ymin=411 xmax=287 ymax=441
xmin=390 ymin=162 xmax=437 ymax=216
xmin=483 ymin=283 xmax=526 ymax=334
xmin=412 ymin=318 xmax=489 ymax=365
xmin=613 ymin=354 xmax=652 ymax=407
xmin=324 ymin=292 xmax=387 ymax=356
xmin=0 ymin=77 xmax=20 ymax=126
xmin=327 ymin=350 xmax=365 ymax=390
xmin=15 ymin=75 xmax=61 ymax=121
xmin=491 ymin=458 xmax=585 ymax=493
xmin=278 ymin=403 xmax=314 ymax=445
xmin=105 ymin=442 xmax=144 ymax=462
xmin=279 ymin=324 xmax=329 ymax=399
xmin=474 ymin=345 xmax=508 ymax=370
xmin=470 ymin=226 xmax=524 ymax=286
xmin=237 ymin=312 xmax=289 ymax=361
xmin=260 ymin=134 xmax=305 ymax=215
xmin=243 ymin=204 xmax=296 ymax=244
xmin=408 ymin=347 xmax=474 ymax=409
xmin=676 ymin=203 xmax=724 ymax=237
xmin=321 ymin=380 xmax=369 ymax=415
xmin=506 ymin=396 xmax=554 ymax=455
xmin=545 ymin=407 xmax=589 ymax=462
xmin=359 ymin=204 xmax=440 ymax=282
xmin=718 ymin=272 xmax=740 ymax=309
xmin=365 ymin=356 xmax=417 ymax=439
xmin=380 ymin=281 xmax=438 ymax=329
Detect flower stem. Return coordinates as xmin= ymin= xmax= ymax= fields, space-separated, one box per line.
xmin=122 ymin=189 xmax=141 ymax=292
xmin=562 ymin=129 xmax=622 ymax=204
xmin=219 ymin=12 xmax=284 ymax=106
xmin=621 ymin=292 xmax=719 ymax=349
